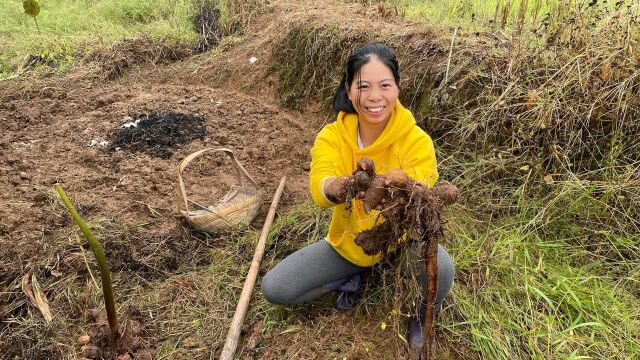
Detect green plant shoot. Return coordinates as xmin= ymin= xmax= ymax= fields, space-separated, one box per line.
xmin=54 ymin=183 xmax=118 ymax=335
xmin=23 ymin=0 xmax=41 ymax=31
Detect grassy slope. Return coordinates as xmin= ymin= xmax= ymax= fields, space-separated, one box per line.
xmin=0 ymin=0 xmax=197 ymax=78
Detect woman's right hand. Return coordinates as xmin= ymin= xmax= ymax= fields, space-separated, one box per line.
xmin=323 ymin=177 xmax=350 ymax=204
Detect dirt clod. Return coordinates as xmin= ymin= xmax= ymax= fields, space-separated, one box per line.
xmin=82 ymin=308 xmax=148 ymax=360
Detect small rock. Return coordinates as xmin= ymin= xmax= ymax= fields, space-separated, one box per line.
xmin=77 ymin=335 xmax=91 ymax=346
xmin=249 ymin=56 xmax=258 ymax=64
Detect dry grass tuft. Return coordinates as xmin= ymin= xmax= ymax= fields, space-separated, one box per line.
xmin=86 ymin=35 xmax=193 ymax=79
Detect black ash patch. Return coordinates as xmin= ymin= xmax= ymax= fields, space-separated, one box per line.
xmin=109 ymin=111 xmax=206 ymax=158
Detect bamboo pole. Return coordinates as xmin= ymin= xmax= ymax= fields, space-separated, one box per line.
xmin=220 ymin=176 xmax=287 ymax=360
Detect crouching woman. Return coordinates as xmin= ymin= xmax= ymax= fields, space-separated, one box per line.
xmin=261 ymin=43 xmax=455 ymax=350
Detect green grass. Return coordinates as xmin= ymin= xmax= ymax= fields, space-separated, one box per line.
xmin=445 ymin=218 xmax=640 ymax=358
xmin=240 ymin=184 xmax=639 ymax=358
xmin=207 ymin=188 xmax=638 ymax=358
xmin=0 ymin=0 xmax=198 ymax=78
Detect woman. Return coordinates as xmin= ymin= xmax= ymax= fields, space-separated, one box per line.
xmin=261 ymin=43 xmax=455 ymax=350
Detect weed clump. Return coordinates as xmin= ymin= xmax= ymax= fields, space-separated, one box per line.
xmin=88 ymin=35 xmax=192 ymax=79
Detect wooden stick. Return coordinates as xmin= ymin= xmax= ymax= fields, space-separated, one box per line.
xmin=220 ymin=176 xmax=287 ymax=360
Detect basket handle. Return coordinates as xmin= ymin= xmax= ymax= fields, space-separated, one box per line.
xmin=177 ymin=148 xmax=259 ymax=216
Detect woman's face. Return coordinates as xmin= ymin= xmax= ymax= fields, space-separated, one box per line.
xmin=347 ymin=57 xmax=400 ymax=127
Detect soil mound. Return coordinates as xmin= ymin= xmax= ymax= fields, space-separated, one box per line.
xmin=80 ymin=308 xmax=151 ymax=360
xmin=108 ymin=111 xmax=206 ymax=159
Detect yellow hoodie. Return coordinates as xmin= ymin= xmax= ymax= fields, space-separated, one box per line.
xmin=309 ymin=101 xmax=438 ymax=267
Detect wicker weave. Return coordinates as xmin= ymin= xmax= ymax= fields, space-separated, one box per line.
xmin=177 ymin=148 xmax=263 ymax=232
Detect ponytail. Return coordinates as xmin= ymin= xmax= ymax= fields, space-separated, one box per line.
xmin=332 ymin=73 xmax=356 ymax=113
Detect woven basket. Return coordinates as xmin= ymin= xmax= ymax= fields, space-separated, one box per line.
xmin=177 ymin=148 xmax=263 ymax=232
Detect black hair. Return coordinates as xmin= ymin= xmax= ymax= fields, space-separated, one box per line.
xmin=332 ymin=43 xmax=401 ymax=113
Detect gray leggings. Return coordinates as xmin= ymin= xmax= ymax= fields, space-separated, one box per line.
xmin=261 ymin=239 xmax=455 ymax=305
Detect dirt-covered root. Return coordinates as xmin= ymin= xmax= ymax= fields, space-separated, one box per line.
xmin=344 ymin=158 xmax=459 ymax=257
xmin=353 ymin=183 xmax=458 ymax=256
xmin=354 ymin=220 xmax=395 ymax=256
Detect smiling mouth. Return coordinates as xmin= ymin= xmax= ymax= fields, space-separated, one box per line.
xmin=365 ymin=106 xmax=385 ymax=114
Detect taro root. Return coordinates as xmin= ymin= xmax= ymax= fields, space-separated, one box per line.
xmin=384 ymin=169 xmax=410 ymax=188
xmin=339 ymin=158 xmax=459 ymax=258
xmin=361 ymin=177 xmax=387 ymax=213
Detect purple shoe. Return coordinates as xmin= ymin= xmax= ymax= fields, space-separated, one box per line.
xmin=409 ymin=302 xmax=426 ymax=349
xmin=336 ymin=290 xmax=361 ymax=310
xmin=334 ymin=273 xmax=363 ymax=310
xmin=322 ymin=277 xmax=350 ymax=292
xmin=337 ymin=273 xmax=361 ymax=292
xmin=409 ymin=302 xmax=442 ymax=349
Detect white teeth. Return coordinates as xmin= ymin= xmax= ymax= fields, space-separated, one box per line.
xmin=367 ymin=107 xmax=384 ymax=113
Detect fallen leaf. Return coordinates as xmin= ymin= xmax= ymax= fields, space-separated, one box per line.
xmin=278 ymin=325 xmax=302 ymax=335
xmin=543 ymin=175 xmax=554 ymax=185
xmin=527 ymin=90 xmax=540 ymax=109
xmin=601 ymin=63 xmax=611 ymax=82
xmin=22 ymin=273 xmax=52 ymax=323
xmin=519 ymin=165 xmax=530 ymax=171
xmin=380 ymin=322 xmax=387 ymax=330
